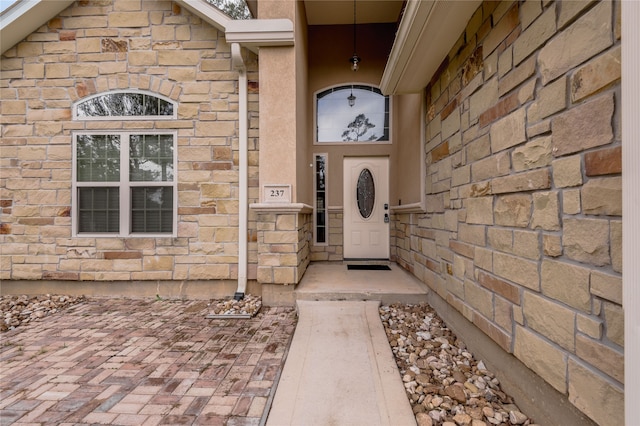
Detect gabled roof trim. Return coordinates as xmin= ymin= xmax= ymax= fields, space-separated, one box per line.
xmin=177 ymin=0 xmax=231 ymax=33
xmin=380 ymin=0 xmax=481 ymax=95
xmin=1 ymin=0 xmax=291 ymax=56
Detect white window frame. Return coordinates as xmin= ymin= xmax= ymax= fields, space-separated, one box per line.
xmin=72 ymin=89 xmax=177 ymax=121
xmin=71 ymin=131 xmax=178 ymax=238
xmin=314 ymin=153 xmax=329 ymax=245
xmin=313 ymin=83 xmax=392 ymax=145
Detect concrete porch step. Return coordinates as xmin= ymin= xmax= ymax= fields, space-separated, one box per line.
xmin=294 ymin=262 xmax=429 ymax=305
xmin=295 ymin=290 xmax=428 ymax=304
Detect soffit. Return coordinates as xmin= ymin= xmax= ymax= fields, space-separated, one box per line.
xmin=380 ymin=0 xmax=481 ymax=95
xmin=303 ymin=0 xmax=404 ymax=25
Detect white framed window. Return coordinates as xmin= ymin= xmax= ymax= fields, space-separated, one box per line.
xmin=314 ymin=153 xmax=328 ymax=245
xmin=72 ymin=132 xmax=178 ymax=237
xmin=315 ymin=84 xmax=390 ymax=144
xmin=71 ymin=90 xmax=179 ymax=237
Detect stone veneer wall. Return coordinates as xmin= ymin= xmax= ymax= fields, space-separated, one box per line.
xmin=256 ymin=211 xmax=311 ymax=284
xmin=393 ymin=1 xmax=623 ymax=425
xmin=309 ymin=208 xmax=343 ymax=261
xmin=0 ymin=1 xmax=260 ymax=286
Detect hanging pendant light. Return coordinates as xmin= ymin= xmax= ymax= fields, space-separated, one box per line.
xmin=350 ymin=53 xmax=360 ymax=72
xmin=347 ymin=0 xmax=359 ymax=107
xmin=349 ymin=0 xmax=360 ymax=72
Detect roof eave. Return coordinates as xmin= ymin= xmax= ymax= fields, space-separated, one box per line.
xmin=380 ymin=0 xmax=482 ymax=95
xmin=0 ymin=0 xmax=74 ymax=55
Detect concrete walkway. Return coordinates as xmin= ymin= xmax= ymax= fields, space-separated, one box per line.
xmin=266 ymin=263 xmax=426 ymax=425
xmin=266 ymin=300 xmax=416 ymax=426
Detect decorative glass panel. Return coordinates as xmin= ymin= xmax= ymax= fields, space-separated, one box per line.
xmin=76 ymin=135 xmax=121 ymax=182
xmin=316 ymin=85 xmax=389 ymax=143
xmin=78 ymin=187 xmax=120 ymax=233
xmin=131 ymin=187 xmax=173 ymax=233
xmin=315 ymin=154 xmax=327 ymax=244
xmin=356 ymin=168 xmax=375 ymax=219
xmin=76 ymin=92 xmax=174 ymax=118
xmin=129 ymin=134 xmax=174 ymax=182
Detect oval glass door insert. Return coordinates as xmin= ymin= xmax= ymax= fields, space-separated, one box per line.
xmin=356 ymin=168 xmax=375 ymax=219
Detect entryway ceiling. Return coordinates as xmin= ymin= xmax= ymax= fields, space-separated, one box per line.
xmin=301 ymin=0 xmax=482 ymax=95
xmin=303 ymin=0 xmax=404 ymax=25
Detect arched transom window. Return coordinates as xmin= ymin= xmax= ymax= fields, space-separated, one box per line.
xmin=315 ymin=85 xmax=390 ymax=143
xmin=74 ymin=90 xmax=176 ymax=120
xmin=72 ymin=91 xmax=178 ymax=237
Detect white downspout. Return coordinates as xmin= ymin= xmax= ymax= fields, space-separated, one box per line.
xmin=232 ymin=42 xmax=248 ymax=300
xmin=623 ymin=1 xmax=640 ymax=423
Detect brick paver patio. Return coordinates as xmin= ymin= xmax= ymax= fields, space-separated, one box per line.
xmin=0 ymin=298 xmax=297 ymax=425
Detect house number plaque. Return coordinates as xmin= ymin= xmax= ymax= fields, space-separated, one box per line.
xmin=263 ymin=184 xmax=291 ymax=203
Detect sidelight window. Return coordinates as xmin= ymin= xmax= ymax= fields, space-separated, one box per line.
xmin=314 ymin=154 xmax=328 ymax=244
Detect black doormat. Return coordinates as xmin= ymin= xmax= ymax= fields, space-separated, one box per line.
xmin=347 ymin=264 xmax=391 ymax=271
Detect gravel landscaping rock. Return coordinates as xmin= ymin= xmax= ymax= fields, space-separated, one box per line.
xmin=380 ymin=302 xmax=538 ymax=426
xmin=208 ymin=294 xmax=262 ymax=316
xmin=0 ymin=294 xmax=86 ymax=332
xmin=1 ymin=293 xmax=264 ymax=332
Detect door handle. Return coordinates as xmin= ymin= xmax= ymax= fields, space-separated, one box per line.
xmin=384 ymin=213 xmax=389 ymax=223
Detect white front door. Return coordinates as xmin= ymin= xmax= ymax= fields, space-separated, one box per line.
xmin=343 ymin=157 xmax=390 ymax=259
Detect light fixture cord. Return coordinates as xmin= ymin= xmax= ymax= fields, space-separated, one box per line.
xmin=353 ymin=0 xmax=356 ymax=55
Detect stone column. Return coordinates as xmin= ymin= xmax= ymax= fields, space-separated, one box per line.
xmin=253 ymin=205 xmax=312 ymax=305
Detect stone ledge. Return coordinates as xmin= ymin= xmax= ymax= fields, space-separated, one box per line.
xmin=390 ymin=201 xmax=426 ymax=214
xmin=250 ymin=203 xmax=313 ymax=214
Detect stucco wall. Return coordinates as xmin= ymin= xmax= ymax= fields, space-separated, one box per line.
xmin=307 ymin=23 xmax=396 ymax=207
xmin=392 ymin=92 xmax=423 ymax=207
xmin=295 ymin=0 xmax=310 ymax=205
xmin=393 ymin=1 xmax=623 ymax=424
xmin=0 ymin=1 xmax=259 ymax=284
